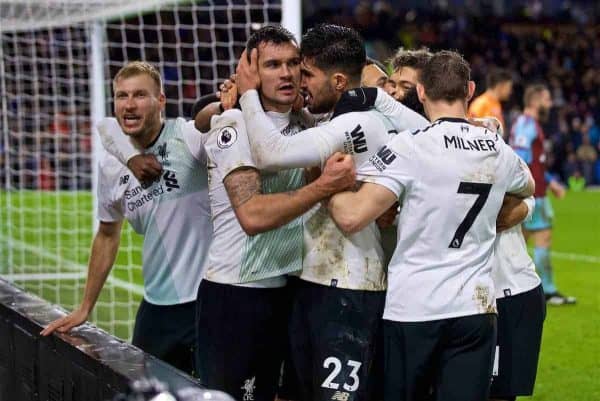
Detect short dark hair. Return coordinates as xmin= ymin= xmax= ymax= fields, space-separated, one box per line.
xmin=300 ymin=24 xmax=366 ymax=79
xmin=246 ymin=24 xmax=296 ymax=54
xmin=390 ymin=47 xmax=432 ymax=72
xmin=523 ymin=84 xmax=549 ymax=107
xmin=420 ymin=50 xmax=471 ymax=102
xmin=486 ymin=68 xmax=512 ymax=89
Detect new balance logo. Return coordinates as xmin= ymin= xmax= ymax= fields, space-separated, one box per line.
xmin=119 ymin=175 xmax=130 ymax=185
xmin=332 ymin=391 xmax=350 ymax=401
xmin=241 ymin=376 xmax=256 ymax=401
xmin=163 ymin=170 xmax=180 ymax=192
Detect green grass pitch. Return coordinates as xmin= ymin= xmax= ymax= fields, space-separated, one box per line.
xmin=1 ymin=189 xmax=598 ymax=399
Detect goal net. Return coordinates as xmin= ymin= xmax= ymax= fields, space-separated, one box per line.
xmin=0 ymin=0 xmax=293 ymax=340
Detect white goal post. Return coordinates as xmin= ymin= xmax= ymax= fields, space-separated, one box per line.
xmin=0 ymin=0 xmax=301 ymax=340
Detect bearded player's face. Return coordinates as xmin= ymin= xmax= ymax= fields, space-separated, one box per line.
xmin=256 ymin=41 xmax=301 ymax=113
xmin=300 ymin=58 xmax=338 ymax=114
xmin=113 ymin=74 xmax=165 ymax=139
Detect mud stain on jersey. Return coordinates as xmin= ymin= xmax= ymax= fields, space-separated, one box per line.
xmin=473 ymin=284 xmax=496 ymax=313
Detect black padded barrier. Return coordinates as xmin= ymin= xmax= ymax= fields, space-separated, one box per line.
xmin=0 ymin=278 xmax=211 ymax=401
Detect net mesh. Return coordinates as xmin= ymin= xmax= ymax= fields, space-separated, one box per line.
xmin=0 ymin=0 xmax=283 ymax=340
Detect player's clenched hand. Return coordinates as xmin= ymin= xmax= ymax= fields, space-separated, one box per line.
xmin=496 ymin=195 xmax=528 ymax=232
xmin=127 ymin=154 xmax=162 ymax=182
xmin=236 ymin=49 xmax=260 ymax=95
xmin=376 ymin=203 xmax=398 ymax=229
xmin=40 ymin=307 xmax=89 ymax=336
xmin=317 ymin=152 xmax=356 ymax=194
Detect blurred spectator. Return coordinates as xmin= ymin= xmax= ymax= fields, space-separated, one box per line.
xmin=468 ymin=68 xmax=513 ymax=133
xmin=576 ymin=134 xmax=598 ymax=184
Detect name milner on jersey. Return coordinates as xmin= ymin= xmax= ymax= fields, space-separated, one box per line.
xmin=444 ymin=135 xmax=498 ymax=152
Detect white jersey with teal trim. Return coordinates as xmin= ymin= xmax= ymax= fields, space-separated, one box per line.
xmin=203 ymin=108 xmax=308 ymax=288
xmin=357 ymin=118 xmax=532 ymax=321
xmin=493 ymin=197 xmax=540 ymax=298
xmin=97 ymin=117 xmax=211 ymax=305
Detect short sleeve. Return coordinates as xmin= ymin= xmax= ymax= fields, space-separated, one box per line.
xmin=204 ymin=109 xmax=256 ymax=180
xmin=180 ymin=119 xmax=207 ymax=164
xmin=356 ymin=133 xmax=415 ymax=199
xmin=96 ymin=161 xmax=124 ymax=222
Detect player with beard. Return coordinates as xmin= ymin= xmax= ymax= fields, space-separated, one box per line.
xmin=328 ymin=50 xmax=535 ymax=401
xmin=384 ymin=53 xmax=547 ymax=401
xmin=41 ymin=62 xmax=212 ymax=376
xmin=510 ymin=84 xmax=575 ymax=306
xmin=95 ymin=27 xmax=355 ymax=400
xmin=236 ymin=24 xmax=429 ymax=401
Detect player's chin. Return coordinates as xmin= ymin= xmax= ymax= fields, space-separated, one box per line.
xmin=275 ymin=93 xmax=297 ymax=106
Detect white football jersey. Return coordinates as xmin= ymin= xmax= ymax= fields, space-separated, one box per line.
xmin=240 ymin=88 xmax=429 ymax=291
xmin=97 ymin=117 xmax=211 ymax=305
xmin=357 ymin=117 xmax=532 ymax=321
xmin=493 ymin=197 xmax=540 ymax=298
xmin=203 ymin=108 xmax=309 ymax=288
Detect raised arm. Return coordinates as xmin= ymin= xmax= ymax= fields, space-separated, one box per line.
xmin=96 ymin=118 xmax=162 ymax=182
xmin=41 ymin=220 xmax=123 ymax=335
xmin=239 ymin=89 xmax=339 ymax=170
xmin=97 ymin=117 xmax=140 ymax=166
xmin=373 ymin=88 xmax=430 ymax=132
xmin=225 ymin=152 xmax=355 ymax=236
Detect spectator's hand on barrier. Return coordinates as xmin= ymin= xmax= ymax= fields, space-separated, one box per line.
xmin=317 ymin=152 xmax=356 ymax=195
xmin=549 ymin=180 xmax=566 ymax=199
xmin=127 ymin=154 xmax=162 ymax=183
xmin=376 ymin=203 xmax=398 ymax=229
xmin=236 ymin=48 xmax=260 ymax=95
xmin=496 ymin=195 xmax=528 ymax=232
xmin=40 ymin=307 xmax=89 ymax=336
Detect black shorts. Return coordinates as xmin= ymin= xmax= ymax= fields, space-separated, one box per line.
xmin=196 ymin=279 xmax=289 ymax=401
xmin=132 ymin=299 xmax=196 ymax=375
xmin=490 ymin=284 xmax=546 ymax=398
xmin=384 ymin=313 xmax=497 ymax=401
xmin=288 ymin=279 xmax=385 ymax=401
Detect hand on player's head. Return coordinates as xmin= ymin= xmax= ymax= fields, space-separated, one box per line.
xmin=218 ymin=78 xmax=239 ymax=110
xmin=127 ymin=154 xmax=162 ymax=183
xmin=319 ymin=152 xmax=356 ymax=194
xmin=236 ymin=48 xmax=260 ymax=95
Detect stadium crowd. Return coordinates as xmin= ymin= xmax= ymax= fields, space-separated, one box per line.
xmin=306 ymin=2 xmax=600 ymax=186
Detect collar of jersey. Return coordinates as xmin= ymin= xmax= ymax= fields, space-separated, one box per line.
xmin=146 ymin=122 xmax=166 ymax=149
xmin=435 ymin=117 xmax=470 ymax=124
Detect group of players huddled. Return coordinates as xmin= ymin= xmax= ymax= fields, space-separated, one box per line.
xmin=41 ymin=23 xmax=566 ymax=401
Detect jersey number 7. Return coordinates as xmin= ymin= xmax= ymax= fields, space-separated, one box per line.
xmin=449 ymin=182 xmax=493 ymax=248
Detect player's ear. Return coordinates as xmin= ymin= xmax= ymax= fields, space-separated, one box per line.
xmin=416 ymin=83 xmax=426 ymax=104
xmin=158 ymin=92 xmax=166 ymax=110
xmin=332 ymin=72 xmax=348 ymax=93
xmin=467 ymin=80 xmax=476 ymax=101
